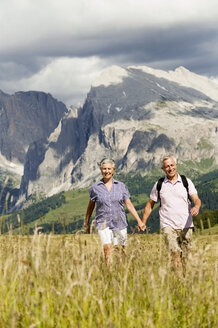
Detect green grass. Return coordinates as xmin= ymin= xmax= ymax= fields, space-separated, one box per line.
xmin=0 ymin=233 xmax=217 ymax=327
xmin=18 ymin=188 xmax=90 ymax=231
xmin=177 ymin=158 xmax=217 ymax=177
xmin=46 ymin=188 xmax=90 ymax=221
xmin=197 ymin=138 xmax=214 ymax=151
xmin=156 ymin=100 xmax=167 ymax=108
xmin=198 ymin=224 xmax=218 ymax=235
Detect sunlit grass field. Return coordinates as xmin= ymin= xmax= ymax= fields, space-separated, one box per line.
xmin=0 ymin=232 xmax=217 ymax=327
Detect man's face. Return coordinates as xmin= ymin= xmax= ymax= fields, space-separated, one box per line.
xmin=162 ymin=157 xmax=177 ymax=180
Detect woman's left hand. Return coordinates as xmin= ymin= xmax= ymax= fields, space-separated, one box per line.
xmin=84 ymin=223 xmax=90 ymax=233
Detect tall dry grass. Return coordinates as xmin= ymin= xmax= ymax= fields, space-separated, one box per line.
xmin=0 ymin=232 xmax=217 ymax=327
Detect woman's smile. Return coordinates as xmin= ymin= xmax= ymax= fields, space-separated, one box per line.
xmin=101 ymin=163 xmax=115 ymax=180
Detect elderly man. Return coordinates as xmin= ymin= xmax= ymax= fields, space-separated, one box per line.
xmin=142 ymin=155 xmax=201 ymax=277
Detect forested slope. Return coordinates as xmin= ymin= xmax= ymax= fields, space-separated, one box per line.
xmin=1 ymin=170 xmax=218 ymax=234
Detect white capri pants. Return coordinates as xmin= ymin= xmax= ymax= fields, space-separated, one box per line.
xmin=98 ymin=227 xmax=127 ymax=246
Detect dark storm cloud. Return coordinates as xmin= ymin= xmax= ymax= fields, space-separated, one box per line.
xmin=0 ymin=0 xmax=218 ymax=105
xmin=1 ymin=20 xmax=217 ymax=76
xmin=73 ymin=23 xmax=218 ymax=75
xmin=0 ymin=57 xmax=50 ymax=81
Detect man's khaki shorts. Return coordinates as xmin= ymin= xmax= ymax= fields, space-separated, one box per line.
xmin=162 ymin=226 xmax=193 ymax=253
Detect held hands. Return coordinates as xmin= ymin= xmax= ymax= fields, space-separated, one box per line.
xmin=138 ymin=221 xmax=146 ymax=232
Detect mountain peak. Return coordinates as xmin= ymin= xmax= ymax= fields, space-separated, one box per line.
xmin=126 ymin=64 xmax=218 ymax=102
xmin=92 ymin=65 xmax=128 ymax=87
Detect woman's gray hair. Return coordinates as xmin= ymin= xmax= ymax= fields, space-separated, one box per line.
xmin=99 ymin=158 xmax=116 ymax=169
xmin=161 ymin=155 xmax=177 ymax=168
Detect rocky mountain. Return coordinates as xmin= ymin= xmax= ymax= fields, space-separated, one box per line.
xmin=18 ymin=65 xmax=218 ymax=202
xmin=0 ymin=90 xmax=68 ymax=181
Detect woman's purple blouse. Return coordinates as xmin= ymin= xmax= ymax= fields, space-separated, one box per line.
xmin=89 ymin=178 xmax=130 ymax=230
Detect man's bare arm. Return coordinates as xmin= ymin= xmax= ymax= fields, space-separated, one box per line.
xmin=190 ymin=193 xmax=201 ymax=216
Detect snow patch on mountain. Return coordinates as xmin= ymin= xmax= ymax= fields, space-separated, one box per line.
xmin=0 ymin=153 xmax=23 ymax=176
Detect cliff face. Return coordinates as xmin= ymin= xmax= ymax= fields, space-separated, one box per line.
xmin=18 ymin=66 xmax=218 ymax=200
xmin=0 ymin=90 xmax=68 ymax=166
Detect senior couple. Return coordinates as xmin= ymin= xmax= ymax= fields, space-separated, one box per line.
xmin=85 ymin=156 xmax=201 ymax=276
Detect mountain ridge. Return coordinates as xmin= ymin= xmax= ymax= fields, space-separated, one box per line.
xmin=92 ymin=65 xmax=218 ymax=101
xmin=1 ymin=65 xmax=218 ymax=206
xmin=16 ymin=65 xmax=218 ymax=202
xmin=0 ymin=90 xmax=68 ymax=178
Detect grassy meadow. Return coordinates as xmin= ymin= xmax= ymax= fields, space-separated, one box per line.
xmin=0 ymin=232 xmax=217 ymax=327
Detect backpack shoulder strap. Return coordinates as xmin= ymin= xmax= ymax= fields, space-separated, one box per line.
xmin=180 ymin=175 xmax=192 ymax=202
xmin=157 ymin=177 xmax=165 ymax=205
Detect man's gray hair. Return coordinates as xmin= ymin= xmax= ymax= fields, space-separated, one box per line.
xmin=99 ymin=158 xmax=116 ymax=169
xmin=161 ymin=155 xmax=177 ymax=168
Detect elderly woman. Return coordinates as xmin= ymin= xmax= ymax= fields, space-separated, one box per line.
xmin=84 ymin=158 xmax=145 ymax=265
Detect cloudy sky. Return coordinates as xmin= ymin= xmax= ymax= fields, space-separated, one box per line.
xmin=0 ymin=0 xmax=218 ymax=106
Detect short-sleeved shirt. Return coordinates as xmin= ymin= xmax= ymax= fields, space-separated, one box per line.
xmin=150 ymin=174 xmax=197 ymax=230
xmin=89 ymin=178 xmax=130 ymax=231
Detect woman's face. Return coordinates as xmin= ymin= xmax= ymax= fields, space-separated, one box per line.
xmin=101 ymin=162 xmax=115 ymax=180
